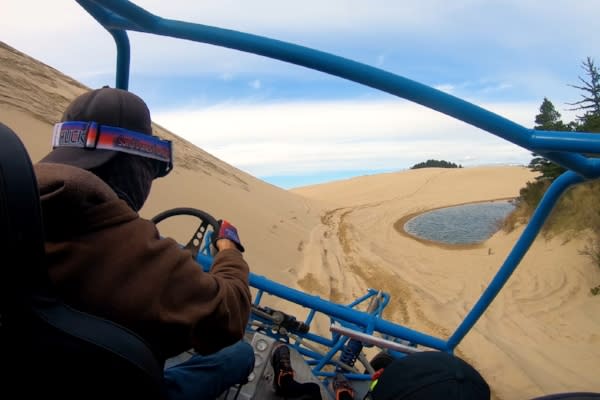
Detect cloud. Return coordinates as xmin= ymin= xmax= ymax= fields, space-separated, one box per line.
xmin=249 ymin=79 xmax=262 ymax=89
xmin=2 ymin=0 xmax=595 ymax=185
xmin=434 ymin=84 xmax=455 ymax=94
xmin=153 ymin=99 xmax=535 ymax=177
xmin=475 ymin=82 xmax=513 ymax=94
xmin=3 ymin=0 xmax=598 ymax=92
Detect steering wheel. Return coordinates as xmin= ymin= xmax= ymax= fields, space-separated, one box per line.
xmin=151 ymin=207 xmax=220 ymax=262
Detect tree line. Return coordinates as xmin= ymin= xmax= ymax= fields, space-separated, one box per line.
xmin=528 ymin=57 xmax=600 ymax=180
xmin=410 ymin=159 xmax=462 ymax=169
xmin=516 ymin=57 xmax=600 ymax=295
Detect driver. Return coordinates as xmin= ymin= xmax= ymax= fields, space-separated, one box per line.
xmin=34 ymin=86 xmax=255 ymax=400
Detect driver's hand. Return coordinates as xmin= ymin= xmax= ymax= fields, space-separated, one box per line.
xmin=213 ymin=220 xmax=245 ymax=252
xmin=215 ymin=238 xmax=237 ymax=251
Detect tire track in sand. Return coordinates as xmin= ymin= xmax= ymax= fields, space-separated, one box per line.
xmin=297 ymin=202 xmax=450 ymax=341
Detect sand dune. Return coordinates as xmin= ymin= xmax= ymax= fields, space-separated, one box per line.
xmin=0 ymin=41 xmax=322 ymax=286
xmin=2 ymin=41 xmax=599 ymax=399
xmin=294 ymin=168 xmax=600 ymax=399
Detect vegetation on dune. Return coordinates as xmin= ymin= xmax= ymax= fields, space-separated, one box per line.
xmin=410 ymin=159 xmax=462 ymax=169
xmin=502 ymin=57 xmax=600 ymax=294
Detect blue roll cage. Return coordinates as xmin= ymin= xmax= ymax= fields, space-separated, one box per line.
xmin=75 ymin=0 xmax=600 ymax=383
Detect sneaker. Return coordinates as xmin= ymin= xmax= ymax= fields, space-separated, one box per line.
xmin=332 ymin=372 xmax=355 ymax=400
xmin=271 ymin=343 xmax=295 ymax=394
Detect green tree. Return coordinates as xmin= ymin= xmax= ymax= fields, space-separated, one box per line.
xmin=528 ymin=98 xmax=569 ymax=180
xmin=528 ymin=58 xmax=600 ymax=181
xmin=568 ymin=57 xmax=600 ymax=132
xmin=410 ymin=159 xmax=461 ymax=169
xmin=568 ymin=58 xmax=600 ymax=294
xmin=535 ymin=97 xmax=568 ymax=130
xmin=509 ymin=58 xmax=600 ymax=294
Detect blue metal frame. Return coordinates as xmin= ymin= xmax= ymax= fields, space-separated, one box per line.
xmin=76 ymin=0 xmax=600 ymax=385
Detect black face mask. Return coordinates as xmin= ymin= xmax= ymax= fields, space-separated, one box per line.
xmin=91 ymin=153 xmax=157 ymax=212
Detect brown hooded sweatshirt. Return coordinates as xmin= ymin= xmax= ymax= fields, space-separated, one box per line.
xmin=34 ymin=163 xmax=251 ymax=362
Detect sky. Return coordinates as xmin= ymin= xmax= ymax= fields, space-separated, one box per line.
xmin=3 ymin=1 xmax=599 ymax=189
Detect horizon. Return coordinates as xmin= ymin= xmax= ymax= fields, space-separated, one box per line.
xmin=3 ymin=1 xmax=597 ymax=189
xmin=276 ymin=162 xmax=529 ymax=190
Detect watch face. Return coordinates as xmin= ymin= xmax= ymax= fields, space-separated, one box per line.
xmin=255 ymin=339 xmax=268 ymax=351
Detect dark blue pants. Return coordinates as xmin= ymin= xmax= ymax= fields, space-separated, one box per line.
xmin=163 ymin=341 xmax=255 ymax=400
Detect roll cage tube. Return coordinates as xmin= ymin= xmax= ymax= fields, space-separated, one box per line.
xmin=75 ymin=0 xmax=600 ymax=354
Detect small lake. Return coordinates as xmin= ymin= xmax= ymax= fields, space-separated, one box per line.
xmin=403 ymin=200 xmax=516 ymax=245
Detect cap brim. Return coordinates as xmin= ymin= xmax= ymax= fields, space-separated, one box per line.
xmin=39 ymin=147 xmax=118 ymax=170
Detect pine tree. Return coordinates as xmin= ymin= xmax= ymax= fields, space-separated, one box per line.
xmin=568 ymin=57 xmax=600 ymax=132
xmin=528 ymin=98 xmax=569 ymax=180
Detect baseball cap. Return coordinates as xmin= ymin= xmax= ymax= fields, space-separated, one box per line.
xmin=40 ymin=86 xmax=158 ymax=171
xmin=370 ymin=351 xmax=490 ymax=400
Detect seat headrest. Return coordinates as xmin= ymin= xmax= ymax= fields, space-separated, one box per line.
xmin=0 ymin=122 xmax=48 ymax=297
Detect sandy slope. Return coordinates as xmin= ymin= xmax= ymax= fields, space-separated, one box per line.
xmin=0 ymin=42 xmax=322 ymax=286
xmin=2 ymin=41 xmax=599 ymax=399
xmin=293 ymin=168 xmax=600 ymax=399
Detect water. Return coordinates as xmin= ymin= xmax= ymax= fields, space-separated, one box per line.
xmin=403 ymin=200 xmax=516 ymax=245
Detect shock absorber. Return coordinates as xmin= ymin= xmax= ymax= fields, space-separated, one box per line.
xmin=338 ymin=338 xmax=363 ymax=370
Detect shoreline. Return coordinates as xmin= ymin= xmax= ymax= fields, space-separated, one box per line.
xmin=393 ymin=197 xmax=517 ymax=250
